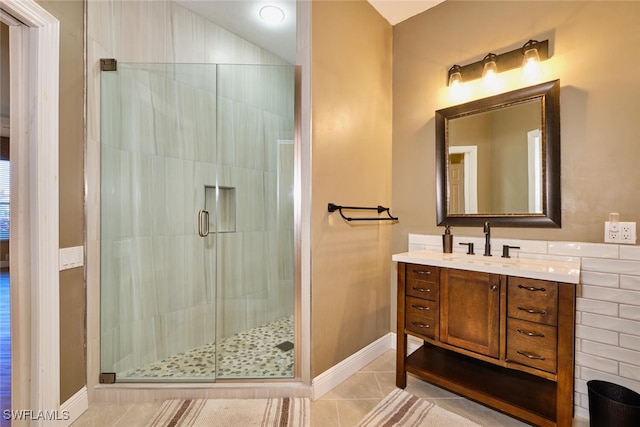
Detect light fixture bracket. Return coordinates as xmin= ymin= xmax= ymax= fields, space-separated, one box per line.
xmin=447 ymin=39 xmax=549 ymax=86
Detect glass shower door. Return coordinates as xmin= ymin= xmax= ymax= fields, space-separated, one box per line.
xmin=100 ymin=63 xmax=219 ymax=382
xmin=99 ymin=62 xmax=295 ymax=382
xmin=213 ymin=64 xmax=295 ymax=379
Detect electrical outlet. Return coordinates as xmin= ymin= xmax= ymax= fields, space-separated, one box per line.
xmin=605 ymin=221 xmax=637 ymax=244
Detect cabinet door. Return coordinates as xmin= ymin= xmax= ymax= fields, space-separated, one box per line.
xmin=441 ymin=268 xmax=500 ymax=358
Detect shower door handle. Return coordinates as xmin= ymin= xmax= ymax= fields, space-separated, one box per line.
xmin=198 ymin=209 xmax=210 ymax=237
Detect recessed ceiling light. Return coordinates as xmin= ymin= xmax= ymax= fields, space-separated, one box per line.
xmin=259 ymin=5 xmax=285 ymax=24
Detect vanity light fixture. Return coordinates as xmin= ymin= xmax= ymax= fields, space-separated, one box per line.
xmin=448 ymin=65 xmax=462 ymax=87
xmin=481 ymin=53 xmax=498 ymax=79
xmin=521 ymin=39 xmax=543 ymax=82
xmin=259 ymin=5 xmax=285 ymax=24
xmin=446 ymin=39 xmax=549 ymax=86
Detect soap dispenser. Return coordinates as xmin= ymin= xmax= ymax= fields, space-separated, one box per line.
xmin=442 ymin=225 xmax=453 ymax=253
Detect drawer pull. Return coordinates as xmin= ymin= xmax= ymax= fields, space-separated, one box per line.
xmin=411 ymin=304 xmax=430 ymax=311
xmin=516 ymin=350 xmax=545 ymax=360
xmin=516 ymin=328 xmax=545 ymax=338
xmin=517 ymin=306 xmax=547 ymax=315
xmin=412 ymin=269 xmax=431 ymax=276
xmin=410 ymin=321 xmax=430 ymax=329
xmin=411 ymin=286 xmax=431 ymax=293
xmin=518 ymin=284 xmax=547 ymax=292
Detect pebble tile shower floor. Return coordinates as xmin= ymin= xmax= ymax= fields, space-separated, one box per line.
xmin=118 ymin=316 xmax=294 ymax=380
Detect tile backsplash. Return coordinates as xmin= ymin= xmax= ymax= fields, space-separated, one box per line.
xmin=406 ymin=233 xmax=640 ymax=419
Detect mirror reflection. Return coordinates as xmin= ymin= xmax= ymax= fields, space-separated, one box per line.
xmin=448 ymin=99 xmax=543 ymax=215
xmin=435 ymin=79 xmax=561 ymax=227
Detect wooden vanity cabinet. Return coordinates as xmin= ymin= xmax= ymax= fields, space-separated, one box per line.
xmin=396 ymin=262 xmax=576 ymax=427
xmin=441 ymin=268 xmax=501 ymax=358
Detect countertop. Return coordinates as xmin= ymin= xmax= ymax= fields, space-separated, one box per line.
xmin=392 ymin=250 xmax=580 ymax=284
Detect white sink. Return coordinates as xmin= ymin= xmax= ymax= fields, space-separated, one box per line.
xmin=392 ymin=250 xmax=580 ymax=283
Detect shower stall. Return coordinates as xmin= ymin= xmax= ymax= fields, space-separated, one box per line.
xmin=99 ymin=62 xmax=295 ymax=382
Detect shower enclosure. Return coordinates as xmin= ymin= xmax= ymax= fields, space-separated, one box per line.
xmin=99 ymin=62 xmax=295 ymax=382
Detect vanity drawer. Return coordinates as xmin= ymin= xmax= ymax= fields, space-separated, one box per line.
xmin=406 ymin=296 xmax=438 ymax=321
xmin=406 ymin=264 xmax=439 ymax=283
xmin=506 ymin=318 xmax=557 ymax=373
xmin=406 ymin=265 xmax=439 ymax=301
xmin=406 ymin=298 xmax=438 ymax=340
xmin=507 ymin=277 xmax=558 ymax=326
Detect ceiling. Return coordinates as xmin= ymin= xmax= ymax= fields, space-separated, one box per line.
xmin=175 ymin=0 xmax=444 ymax=64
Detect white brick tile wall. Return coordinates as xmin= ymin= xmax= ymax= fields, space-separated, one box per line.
xmin=576 ymin=325 xmax=618 ymax=345
xmin=406 ymin=234 xmax=640 ymax=421
xmin=582 ymin=341 xmax=640 ymax=365
xmin=620 ymin=304 xmax=640 ymax=320
xmin=581 ymin=286 xmax=640 ymax=305
xmin=582 ymin=257 xmax=640 ymax=275
xmin=620 ymin=363 xmax=640 ymax=382
xmin=620 ymin=334 xmax=640 ymax=350
xmin=621 ymin=274 xmax=640 ymax=291
xmin=580 ymin=271 xmax=619 ymax=287
xmin=582 ymin=313 xmax=640 ymax=335
xmin=549 ymin=241 xmax=618 ymax=258
xmin=620 ymin=245 xmax=640 ymax=260
xmin=576 ymin=299 xmax=618 ymax=316
xmin=576 ymin=351 xmax=618 ymax=374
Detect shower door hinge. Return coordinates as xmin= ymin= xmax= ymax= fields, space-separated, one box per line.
xmin=99 ymin=372 xmax=116 ymax=384
xmin=100 ymin=58 xmax=117 ymax=72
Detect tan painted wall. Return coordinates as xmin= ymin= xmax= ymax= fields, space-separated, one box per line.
xmin=36 ymin=0 xmax=86 ymax=403
xmin=311 ymin=0 xmax=392 ymax=377
xmin=392 ymin=1 xmax=640 ymax=254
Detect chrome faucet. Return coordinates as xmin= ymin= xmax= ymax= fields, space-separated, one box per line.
xmin=483 ymin=221 xmax=491 ymax=256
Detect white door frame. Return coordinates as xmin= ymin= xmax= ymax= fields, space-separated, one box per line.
xmin=448 ymin=145 xmax=478 ymax=214
xmin=1 ymin=0 xmax=60 ymax=424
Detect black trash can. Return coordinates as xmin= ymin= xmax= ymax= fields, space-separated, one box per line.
xmin=587 ymin=380 xmax=640 ymax=427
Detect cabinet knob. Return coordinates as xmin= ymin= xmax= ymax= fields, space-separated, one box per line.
xmin=490 ymin=285 xmax=499 ymax=292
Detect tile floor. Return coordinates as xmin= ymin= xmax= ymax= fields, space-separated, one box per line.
xmin=71 ymin=350 xmax=589 ymax=426
xmin=118 ymin=316 xmax=294 ymax=380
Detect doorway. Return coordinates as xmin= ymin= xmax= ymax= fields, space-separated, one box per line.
xmin=0 ymin=0 xmax=61 ymax=423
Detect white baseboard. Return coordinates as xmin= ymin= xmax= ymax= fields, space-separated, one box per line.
xmin=60 ymin=386 xmax=88 ymax=426
xmin=311 ymin=333 xmax=393 ymax=400
xmin=390 ymin=332 xmax=421 ymax=354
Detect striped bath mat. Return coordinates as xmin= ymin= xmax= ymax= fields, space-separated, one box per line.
xmin=357 ymin=388 xmax=481 ymax=426
xmin=147 ymin=397 xmax=309 ymax=427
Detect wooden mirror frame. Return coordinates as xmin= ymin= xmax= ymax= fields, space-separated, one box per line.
xmin=436 ymin=79 xmax=561 ymax=227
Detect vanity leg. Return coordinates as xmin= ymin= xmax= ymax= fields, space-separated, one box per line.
xmin=556 ymin=283 xmax=577 ymax=426
xmin=397 ymin=332 xmax=407 ymax=388
xmin=396 ymin=263 xmax=407 ymax=388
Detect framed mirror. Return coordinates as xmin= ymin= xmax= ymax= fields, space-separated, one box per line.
xmin=436 ymin=79 xmax=560 ymax=227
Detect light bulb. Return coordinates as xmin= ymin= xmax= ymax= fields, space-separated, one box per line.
xmin=482 ymin=54 xmax=499 ymax=91
xmin=259 ymin=5 xmax=285 ymax=24
xmin=448 ymin=65 xmax=462 ymax=87
xmin=482 ymin=54 xmax=498 ymax=79
xmin=522 ymin=47 xmax=542 ymax=82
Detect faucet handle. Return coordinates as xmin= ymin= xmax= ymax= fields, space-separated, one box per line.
xmin=459 ymin=242 xmax=475 ymax=255
xmin=501 ymin=245 xmax=521 ymax=258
